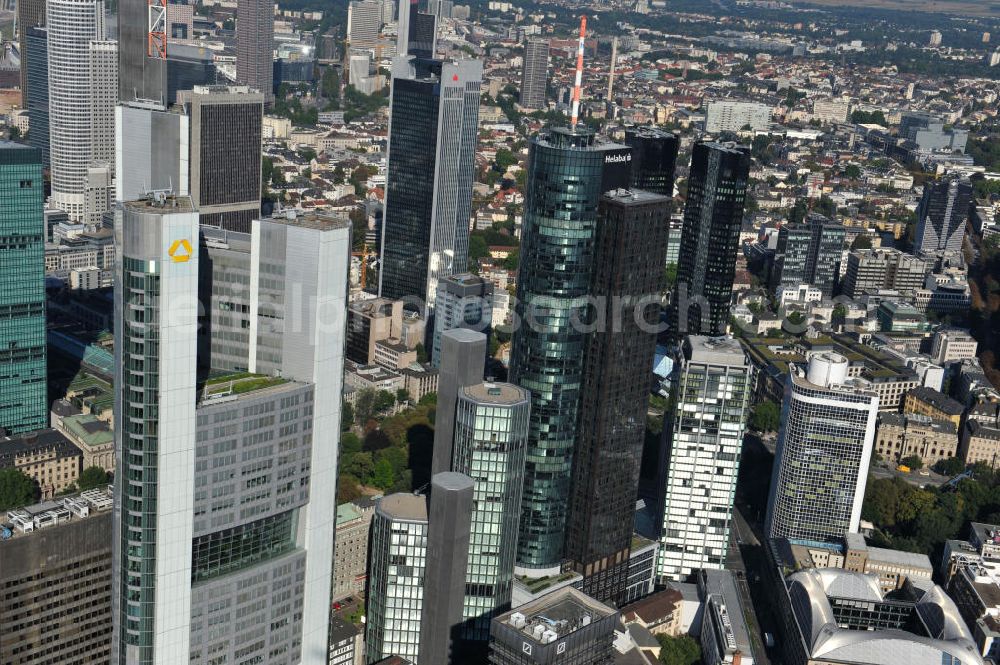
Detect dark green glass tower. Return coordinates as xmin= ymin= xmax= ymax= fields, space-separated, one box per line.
xmin=509 ymin=127 xmax=631 ymax=571
xmin=0 ymin=142 xmax=46 ymax=434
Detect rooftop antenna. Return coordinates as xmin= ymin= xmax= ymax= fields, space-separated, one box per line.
xmin=570 ymin=15 xmax=587 ymax=131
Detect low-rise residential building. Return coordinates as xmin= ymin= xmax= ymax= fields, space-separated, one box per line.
xmin=904 ymin=386 xmax=965 ymax=428
xmin=0 ymin=429 xmax=82 ymax=498
xmin=332 ymin=499 xmax=377 ymax=602
xmin=874 ymin=412 xmax=958 ymax=467
xmin=962 ymin=419 xmax=1000 ymax=467
xmin=55 ymin=413 xmax=114 ymax=471
xmin=932 ymin=328 xmax=979 ymax=365
xmin=328 ymin=614 xmax=362 ymax=665
xmin=772 ymin=534 xmax=933 ymax=594
xmin=698 ymin=569 xmax=755 ymax=665
xmin=621 ymin=588 xmax=685 ymax=636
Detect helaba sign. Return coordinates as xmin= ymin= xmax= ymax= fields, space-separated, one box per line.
xmin=601 ymin=148 xmax=633 ymax=191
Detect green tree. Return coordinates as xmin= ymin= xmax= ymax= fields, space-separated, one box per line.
xmin=750 ymin=400 xmax=781 ymax=432
xmin=342 ymin=400 xmax=355 ymax=430
xmin=341 ymin=432 xmax=362 ymax=454
xmin=396 ymin=388 xmax=410 ymax=404
xmin=851 ymin=234 xmax=873 ymax=250
xmin=372 ymin=457 xmax=396 ymax=490
xmin=657 ymin=634 xmax=701 ymax=665
xmin=337 ymin=474 xmax=362 ymax=503
xmin=374 ymin=390 xmax=396 ymax=415
xmin=495 ymin=148 xmax=518 ymax=172
xmin=899 ymin=455 xmax=924 ymax=471
xmin=415 ymin=343 xmax=428 ymax=363
xmin=844 ymin=164 xmax=862 ymax=179
xmin=934 ymin=457 xmax=965 ymax=476
xmin=78 ymin=466 xmax=110 ymax=491
xmin=0 ymin=468 xmax=39 ymax=511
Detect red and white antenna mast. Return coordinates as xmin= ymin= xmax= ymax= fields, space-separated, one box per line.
xmin=570 ymin=15 xmax=587 ymax=130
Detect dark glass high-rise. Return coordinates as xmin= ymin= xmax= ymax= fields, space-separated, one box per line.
xmin=675 ymin=141 xmax=750 ymax=337
xmin=564 ymin=188 xmax=670 ymax=605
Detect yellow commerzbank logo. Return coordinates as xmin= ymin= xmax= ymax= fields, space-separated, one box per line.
xmin=169 ymin=239 xmax=192 ymax=263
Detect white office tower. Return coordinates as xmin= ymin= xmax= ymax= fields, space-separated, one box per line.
xmin=47 ymin=0 xmax=109 ymax=220
xmin=658 ymin=336 xmax=751 ymax=582
xmin=765 ymin=352 xmax=879 ymax=542
xmin=348 ymin=0 xmax=383 ymax=48
xmin=112 ymin=202 xmax=349 ymax=664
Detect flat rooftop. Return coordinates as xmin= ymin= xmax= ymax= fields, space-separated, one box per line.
xmin=502 ymin=586 xmax=616 ymax=644
xmin=123 ymin=194 xmax=195 ymax=212
xmin=264 ymin=209 xmax=350 ymax=231
xmin=461 ymin=382 xmax=528 ymax=406
xmin=2 ymin=487 xmax=114 ymax=541
xmin=377 ymin=493 xmax=427 ymax=522
xmin=198 ymin=371 xmax=292 ymax=402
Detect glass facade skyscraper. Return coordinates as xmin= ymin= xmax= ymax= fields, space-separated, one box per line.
xmin=509 ymin=127 xmax=631 ymax=572
xmin=675 ymin=141 xmax=750 ymax=337
xmin=914 ymin=175 xmax=973 ymax=256
xmin=452 ymin=382 xmax=530 ymax=641
xmin=0 ymin=142 xmax=47 ymax=434
xmin=365 ymin=493 xmax=429 ymax=664
xmin=658 ymin=336 xmax=750 ymax=582
xmin=24 ymin=27 xmax=49 ymax=169
xmin=625 ymin=127 xmax=679 ymax=197
xmin=380 ymin=57 xmax=482 ymax=314
xmin=564 ymin=189 xmax=670 ymax=604
xmin=765 ymin=352 xmax=880 ymax=542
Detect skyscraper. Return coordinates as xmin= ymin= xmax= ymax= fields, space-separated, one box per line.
xmin=118 ymin=0 xmax=165 ymax=103
xmin=519 ymin=38 xmax=548 ymax=110
xmin=433 ymin=328 xmax=487 ymax=477
xmin=380 ymin=57 xmax=481 ymax=313
xmin=0 ymin=142 xmax=47 ymax=434
xmin=89 ymin=40 xmax=118 ymax=166
xmin=397 ymin=0 xmax=437 ymax=58
xmin=178 ymin=85 xmax=263 ymax=232
xmin=509 ymin=126 xmax=632 ymax=573
xmin=765 ymin=352 xmax=879 ymax=542
xmin=114 ymin=102 xmax=190 ymax=202
xmin=420 ymin=472 xmax=474 ymax=665
xmin=46 ymin=0 xmax=107 ymax=220
xmin=452 ymin=382 xmax=530 ymax=642
xmin=625 ymin=127 xmax=679 ymax=196
xmin=112 ymin=202 xmax=349 ymax=664
xmin=348 ymin=0 xmax=383 ymax=48
xmin=24 ymin=26 xmax=49 ymax=168
xmin=675 ymin=141 xmax=750 ymax=337
xmin=658 ymin=336 xmax=750 ymax=582
xmin=118 ymin=0 xmax=218 ymax=106
xmin=17 ymin=0 xmax=46 ymax=95
xmin=431 ymin=273 xmax=493 ymax=367
xmin=563 ymin=188 xmax=670 ymax=605
xmin=770 ymin=214 xmax=846 ymax=298
xmin=236 ymin=0 xmax=274 ymax=103
xmin=914 ymin=175 xmax=973 ymax=256
xmin=365 ymin=493 xmax=429 ymax=664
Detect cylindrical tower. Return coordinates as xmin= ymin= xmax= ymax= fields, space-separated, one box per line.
xmin=47 ymin=0 xmax=105 ymax=220
xmin=765 ymin=355 xmax=880 ymax=542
